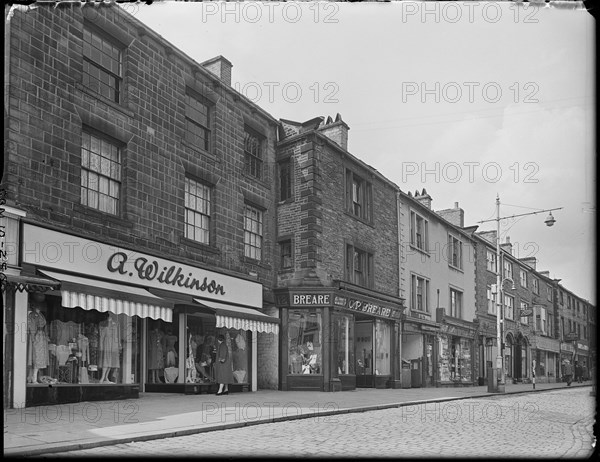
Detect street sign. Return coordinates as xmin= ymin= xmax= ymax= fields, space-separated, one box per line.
xmin=520 ymin=309 xmax=533 ymax=317
xmin=564 ymin=332 xmax=579 ymax=341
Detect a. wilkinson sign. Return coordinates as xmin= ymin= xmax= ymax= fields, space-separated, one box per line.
xmin=22 ymin=224 xmax=262 ymax=307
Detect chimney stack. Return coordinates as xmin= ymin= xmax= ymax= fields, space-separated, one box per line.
xmin=318 ymin=113 xmax=349 ymax=150
xmin=435 ymin=201 xmax=464 ymax=227
xmin=201 ymin=55 xmax=233 ymax=86
xmin=414 ymin=188 xmax=433 ymax=209
xmin=500 ymin=236 xmax=513 ymax=255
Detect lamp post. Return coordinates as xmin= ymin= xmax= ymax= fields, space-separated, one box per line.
xmin=479 ymin=195 xmax=562 ymax=393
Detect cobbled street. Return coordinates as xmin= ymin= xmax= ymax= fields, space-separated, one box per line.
xmin=41 ymin=388 xmax=596 ymax=458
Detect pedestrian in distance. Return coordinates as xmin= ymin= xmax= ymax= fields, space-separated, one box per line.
xmin=214 ymin=334 xmax=233 ymax=396
xmin=563 ymin=360 xmax=573 ymax=386
xmin=574 ymin=361 xmax=583 ymax=383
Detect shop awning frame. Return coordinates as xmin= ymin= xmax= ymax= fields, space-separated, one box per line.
xmin=194 ymin=298 xmax=280 ymax=334
xmin=39 ymin=270 xmax=174 ymax=322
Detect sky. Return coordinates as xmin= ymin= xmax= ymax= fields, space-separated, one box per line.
xmin=129 ymin=1 xmax=595 ymax=304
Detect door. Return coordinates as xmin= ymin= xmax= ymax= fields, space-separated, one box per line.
xmin=355 ymin=321 xmax=374 ymax=387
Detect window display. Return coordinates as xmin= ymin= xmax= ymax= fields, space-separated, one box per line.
xmin=27 ymin=294 xmax=140 ymax=386
xmin=182 ymin=315 xmax=250 ymax=386
xmin=287 ymin=309 xmax=322 ymax=375
xmin=147 ymin=318 xmax=180 ymax=384
xmin=375 ymin=320 xmax=391 ymax=376
xmin=438 ymin=335 xmax=472 ymax=383
xmin=332 ymin=312 xmax=354 ymax=376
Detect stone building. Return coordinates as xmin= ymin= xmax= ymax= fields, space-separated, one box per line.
xmin=399 ymin=194 xmax=478 ymax=387
xmin=2 ymin=3 xmax=279 ymax=408
xmin=274 ymin=114 xmax=406 ymax=391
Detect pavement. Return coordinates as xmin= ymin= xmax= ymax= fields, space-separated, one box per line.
xmin=3 ymin=380 xmax=593 ymax=457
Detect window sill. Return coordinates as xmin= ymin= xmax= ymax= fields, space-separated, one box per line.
xmin=73 ymin=204 xmax=133 ymax=228
xmin=76 ymin=83 xmax=134 ymax=118
xmin=181 ymin=140 xmax=218 ymax=163
xmin=278 ymin=267 xmax=295 ymax=274
xmin=343 ymin=211 xmax=374 ymax=228
xmin=409 ymin=244 xmax=430 ymax=257
xmin=410 ymin=309 xmax=431 ymax=317
xmin=448 ymin=264 xmax=464 ymax=273
xmin=277 ymin=198 xmax=295 ymax=206
xmin=242 ymin=172 xmax=272 ymax=190
xmin=241 ymin=255 xmax=272 ymax=270
xmin=181 ymin=237 xmax=221 ymax=255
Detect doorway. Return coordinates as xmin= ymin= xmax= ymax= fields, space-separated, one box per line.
xmin=355 ymin=320 xmax=374 ymax=387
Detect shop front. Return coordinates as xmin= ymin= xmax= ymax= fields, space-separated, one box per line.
xmin=276 ymin=283 xmax=405 ymax=392
xmin=401 ymin=320 xmax=439 ymax=388
xmin=9 ymin=223 xmax=279 ymax=407
xmin=435 ymin=309 xmax=476 ymax=387
xmin=532 ymin=336 xmax=560 ymax=383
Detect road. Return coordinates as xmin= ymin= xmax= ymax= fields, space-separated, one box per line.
xmin=41 ymin=388 xmax=595 ymax=458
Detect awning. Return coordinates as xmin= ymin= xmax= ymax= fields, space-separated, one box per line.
xmin=194 ymin=298 xmax=279 ymax=334
xmin=40 ymin=270 xmax=173 ymax=322
xmin=2 ymin=273 xmax=60 ymax=293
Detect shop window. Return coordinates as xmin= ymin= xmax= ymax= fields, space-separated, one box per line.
xmin=345 ymin=170 xmax=373 ymax=222
xmin=439 ymin=336 xmax=472 ymax=383
xmin=185 ymin=90 xmax=212 ymax=152
xmin=244 ymin=127 xmax=263 ymax=179
xmin=184 ymin=177 xmax=211 ymax=244
xmin=332 ymin=312 xmax=355 ymax=376
xmin=410 ymin=211 xmax=429 ymax=252
xmin=82 ymin=25 xmax=122 ymax=103
xmin=279 ymin=239 xmax=292 ymax=270
xmin=449 ymin=288 xmax=463 ymax=318
xmin=411 ymin=274 xmax=430 ymax=313
xmin=486 ymin=250 xmax=496 ymax=272
xmin=147 ymin=318 xmax=181 ymax=385
xmin=447 ymin=234 xmax=463 ymax=270
xmin=279 ymin=160 xmax=292 ymax=201
xmin=287 ymin=309 xmax=322 ymax=375
xmin=244 ymin=204 xmax=263 ymax=261
xmin=375 ymin=320 xmax=391 ymax=376
xmin=81 ymin=130 xmax=121 ymax=215
xmin=345 ymin=244 xmax=374 ymax=288
xmin=26 ymin=293 xmax=140 ymax=386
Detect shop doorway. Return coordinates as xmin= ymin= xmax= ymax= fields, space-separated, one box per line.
xmin=355 ymin=320 xmax=374 ymax=387
xmin=354 ymin=318 xmax=392 ymax=388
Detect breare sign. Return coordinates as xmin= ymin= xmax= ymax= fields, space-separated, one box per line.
xmin=334 ymin=295 xmax=403 ymax=320
xmin=292 ymin=294 xmax=330 ymax=306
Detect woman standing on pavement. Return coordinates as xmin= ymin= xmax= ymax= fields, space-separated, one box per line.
xmin=215 ymin=334 xmax=233 ymax=395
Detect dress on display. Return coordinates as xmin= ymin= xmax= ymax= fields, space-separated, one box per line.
xmin=50 ymin=320 xmax=79 ymax=345
xmin=165 ymin=334 xmax=178 ymax=367
xmin=148 ymin=329 xmax=165 ymax=369
xmin=27 ymin=310 xmax=49 ymax=369
xmin=99 ymin=317 xmax=121 ymax=369
xmin=77 ymin=334 xmax=90 ymax=365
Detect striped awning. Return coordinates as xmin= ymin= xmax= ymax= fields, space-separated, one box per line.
xmin=40 ymin=270 xmax=173 ymax=322
xmin=194 ymin=298 xmax=279 ymax=334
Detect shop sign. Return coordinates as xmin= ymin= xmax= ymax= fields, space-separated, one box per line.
xmin=577 ymin=343 xmax=589 ymax=351
xmin=564 ymin=332 xmax=579 ymax=341
xmin=535 ymin=336 xmax=560 ymax=353
xmin=22 ymin=223 xmax=262 ymax=307
xmin=333 ymin=295 xmax=403 ymax=320
xmin=520 ymin=308 xmax=533 ymax=317
xmin=560 ymin=342 xmax=574 ymax=352
xmin=290 ymin=292 xmax=331 ymax=307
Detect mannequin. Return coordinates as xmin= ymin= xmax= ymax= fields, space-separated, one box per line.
xmin=148 ymin=323 xmax=166 ymax=383
xmin=164 ymin=329 xmax=178 ymax=367
xmin=99 ymin=312 xmax=121 ymax=384
xmin=27 ymin=294 xmax=49 ymax=383
xmin=232 ymin=332 xmax=248 ymax=383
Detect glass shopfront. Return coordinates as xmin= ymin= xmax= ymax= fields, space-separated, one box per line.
xmin=287 ymin=308 xmax=323 ymax=375
xmin=27 ymin=293 xmax=140 ymax=388
xmin=331 ymin=311 xmax=355 ymax=376
xmin=438 ymin=335 xmax=473 ymax=383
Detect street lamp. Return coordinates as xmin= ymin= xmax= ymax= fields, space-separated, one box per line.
xmin=479 ymin=195 xmax=562 ymax=393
